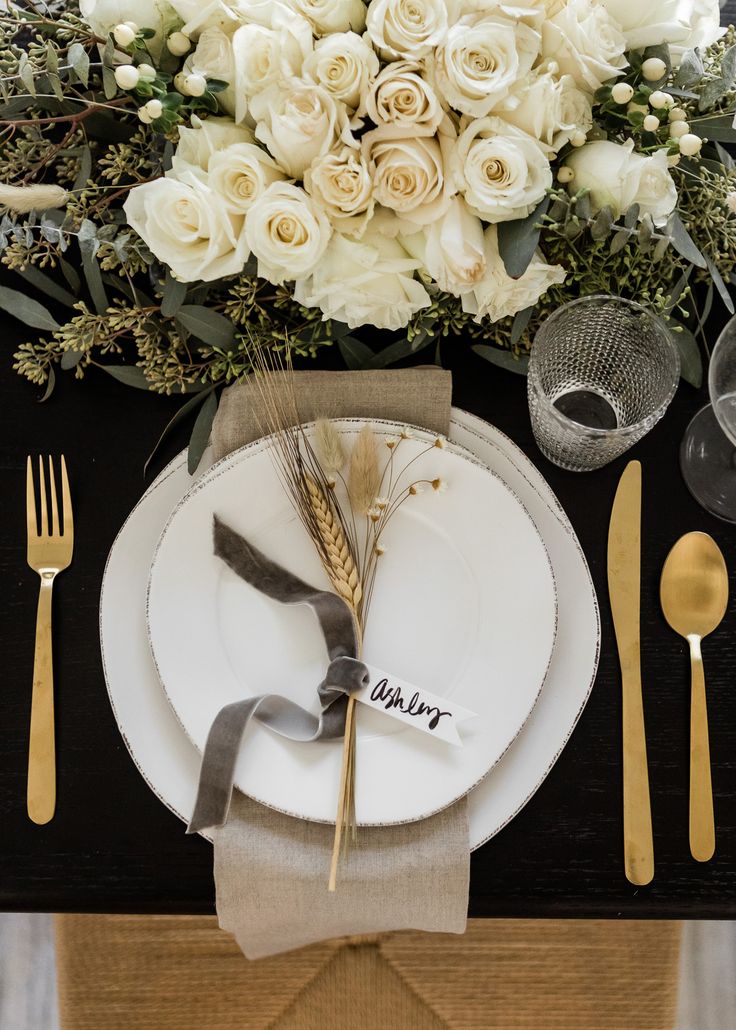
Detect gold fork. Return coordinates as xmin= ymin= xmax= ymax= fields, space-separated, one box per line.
xmin=26 ymin=455 xmax=74 ymax=825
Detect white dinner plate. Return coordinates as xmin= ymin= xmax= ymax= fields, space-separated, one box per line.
xmin=100 ymin=408 xmax=600 ymax=848
xmin=146 ymin=422 xmax=558 ymax=825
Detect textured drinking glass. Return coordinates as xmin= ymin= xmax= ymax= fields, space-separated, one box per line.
xmin=528 ymin=296 xmax=680 ymax=472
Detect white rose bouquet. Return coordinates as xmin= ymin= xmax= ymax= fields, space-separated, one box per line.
xmin=1 ymin=0 xmax=735 ymax=455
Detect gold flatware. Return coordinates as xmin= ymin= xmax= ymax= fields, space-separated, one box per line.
xmin=25 ymin=455 xmax=74 ymax=825
xmin=660 ymin=532 xmax=728 ymax=863
xmin=608 ymin=459 xmax=654 ymax=886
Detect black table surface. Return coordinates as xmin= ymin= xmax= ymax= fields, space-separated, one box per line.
xmin=3 ymin=0 xmax=736 ymax=916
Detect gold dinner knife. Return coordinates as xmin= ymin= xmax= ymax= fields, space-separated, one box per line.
xmin=608 ymin=459 xmax=654 ymax=886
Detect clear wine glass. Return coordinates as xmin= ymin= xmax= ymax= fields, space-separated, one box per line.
xmin=681 ymin=315 xmax=736 ymax=521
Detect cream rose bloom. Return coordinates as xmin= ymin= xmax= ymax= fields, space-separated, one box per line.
xmin=245 ymin=182 xmax=332 ymax=283
xmin=362 ymin=125 xmax=454 ymax=227
xmin=184 ymin=27 xmax=237 ymax=117
xmin=365 ymin=60 xmax=443 ymax=136
xmin=303 ymin=32 xmax=379 ymax=115
xmin=171 ymin=0 xmax=239 ymax=36
xmin=542 ymin=0 xmax=627 ymax=93
xmin=566 ymin=140 xmax=677 ymax=225
xmin=172 ymin=116 xmax=255 ymax=177
xmin=427 ymin=12 xmax=539 ymax=117
xmin=124 ymin=170 xmax=249 ymax=282
xmin=304 ymin=147 xmax=374 ymax=234
xmin=366 ymin=0 xmax=448 ymax=58
xmin=251 ymin=80 xmax=356 ymax=178
xmin=600 ymin=0 xmax=724 ymax=53
xmin=292 ymin=0 xmax=367 ymax=35
xmin=293 ymin=227 xmax=430 ymax=329
xmin=230 ymin=0 xmax=299 ymax=28
xmin=462 ymin=226 xmax=566 ymax=324
xmin=451 ymin=117 xmax=552 ymax=223
xmin=500 ymin=71 xmax=593 ymax=153
xmin=231 ymin=16 xmax=313 ymax=121
xmin=79 ymin=0 xmax=176 ymax=57
xmin=403 ymin=196 xmax=486 ymax=296
xmin=209 ymin=143 xmax=286 ymax=213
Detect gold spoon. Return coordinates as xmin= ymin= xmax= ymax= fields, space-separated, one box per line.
xmin=660 ymin=532 xmax=728 ymax=862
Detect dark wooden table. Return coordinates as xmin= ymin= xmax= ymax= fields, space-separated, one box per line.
xmin=3 ymin=0 xmax=736 ymax=916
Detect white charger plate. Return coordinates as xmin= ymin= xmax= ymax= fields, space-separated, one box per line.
xmin=100 ymin=409 xmax=600 ymax=849
xmin=146 ymin=422 xmax=558 ymax=825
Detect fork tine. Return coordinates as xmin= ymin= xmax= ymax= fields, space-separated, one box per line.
xmin=48 ymin=456 xmax=60 ymax=537
xmin=37 ymin=455 xmax=48 ymax=536
xmin=26 ymin=456 xmax=37 ymax=538
xmin=60 ymin=455 xmax=72 ymax=536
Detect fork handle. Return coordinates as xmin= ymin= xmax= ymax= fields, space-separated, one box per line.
xmin=689 ymin=637 xmax=714 ymax=862
xmin=27 ymin=575 xmax=56 ymax=825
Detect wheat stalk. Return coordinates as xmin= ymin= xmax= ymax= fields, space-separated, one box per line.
xmin=306 ymin=476 xmax=363 ymax=613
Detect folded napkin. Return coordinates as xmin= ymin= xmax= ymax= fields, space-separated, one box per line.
xmin=208 ymin=367 xmax=469 ymax=960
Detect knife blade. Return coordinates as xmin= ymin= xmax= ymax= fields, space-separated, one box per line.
xmin=608 ymin=459 xmax=654 ymax=886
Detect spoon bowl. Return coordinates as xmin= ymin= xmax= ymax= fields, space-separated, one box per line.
xmin=660 ymin=531 xmax=728 ymax=863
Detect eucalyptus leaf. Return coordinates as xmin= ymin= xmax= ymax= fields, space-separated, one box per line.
xmin=590 ymin=206 xmax=613 ymax=241
xmin=610 ymin=229 xmax=629 ymax=255
xmin=694 ymin=281 xmax=714 ymax=340
xmin=82 ymin=252 xmax=108 ymax=315
xmin=60 ymin=349 xmax=83 ymax=370
xmin=698 ymin=77 xmax=728 ymax=112
xmin=367 ymin=335 xmax=430 ymax=368
xmin=624 ymin=204 xmax=640 ymax=230
xmin=144 ymin=387 xmax=215 ymax=477
xmin=47 ymin=71 xmax=64 ymax=101
xmin=497 ymin=196 xmax=549 ymax=279
xmin=68 ymin=42 xmax=90 ymax=87
xmin=653 ymin=235 xmax=671 ymax=262
xmin=188 ymin=391 xmax=218 ymax=474
xmin=338 ymin=334 xmax=373 ymax=369
xmin=39 ymin=365 xmax=55 ymax=403
xmin=472 ymin=345 xmax=529 ymax=375
xmin=688 ymin=113 xmax=736 ymax=142
xmin=675 ymin=48 xmax=704 ymax=88
xmin=160 ymin=270 xmax=188 ymax=317
xmin=101 ymin=365 xmax=153 ymax=390
xmin=177 ymin=304 xmax=235 ymax=347
xmin=102 ymin=64 xmax=117 ymax=100
xmin=510 ymin=305 xmax=534 ymax=348
xmin=667 ymin=320 xmax=703 ymax=387
xmin=704 ymin=253 xmax=735 ymax=315
xmin=715 ymin=141 xmax=735 ymax=170
xmin=574 ymin=192 xmax=591 ymax=221
xmin=73 ymin=145 xmax=92 ymax=191
xmin=17 ymin=265 xmax=77 ymax=307
xmin=667 ymin=212 xmax=707 ymax=268
xmin=0 ymin=286 xmax=59 ymax=331
xmin=721 ymin=44 xmax=736 ymax=87
xmin=59 ymin=257 xmax=81 ymax=294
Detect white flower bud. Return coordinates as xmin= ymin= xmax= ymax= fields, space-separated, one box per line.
xmin=642 ymin=57 xmax=667 ymax=81
xmin=185 ymin=73 xmax=207 ymax=97
xmin=137 ymin=63 xmax=156 ymax=81
xmin=557 ymin=166 xmax=574 ymax=183
xmin=167 ymin=31 xmax=191 ymax=56
xmin=669 ymin=120 xmax=690 ymax=139
xmin=667 ymin=154 xmax=681 ymax=167
xmin=643 ymin=115 xmax=660 ymax=132
xmin=114 ymin=64 xmax=140 ymax=90
xmin=113 ymin=23 xmax=136 ymax=47
xmin=678 ymin=133 xmax=702 ymax=156
xmin=726 ymin=192 xmax=736 ymax=215
xmin=612 ymin=82 xmax=634 ymax=104
xmin=144 ymin=98 xmax=163 ymax=119
xmin=138 ymin=106 xmax=154 ymax=124
xmin=124 ymin=21 xmax=138 ymax=31
xmin=570 ymin=130 xmax=587 ymax=147
xmin=649 ymin=91 xmax=674 ymax=110
xmin=669 ymin=107 xmax=687 ymax=122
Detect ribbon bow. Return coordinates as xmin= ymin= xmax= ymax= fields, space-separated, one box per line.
xmin=186 ymin=515 xmax=369 ymax=834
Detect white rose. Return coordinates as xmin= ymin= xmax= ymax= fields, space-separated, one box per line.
xmin=362 ymin=124 xmax=455 ymax=227
xmin=542 ymin=0 xmax=627 ymax=93
xmin=245 ymin=182 xmax=332 ymax=283
xmin=184 ymin=27 xmax=237 ymax=116
xmin=292 ymin=0 xmax=367 ymax=35
xmin=230 ymin=0 xmax=299 ymax=28
xmin=365 ymin=60 xmax=443 ymax=136
xmin=451 ymin=117 xmax=552 ymax=223
xmin=171 ymin=116 xmax=254 ymax=177
xmin=209 ymin=143 xmax=286 ymax=212
xmin=403 ymin=196 xmax=486 ymax=296
xmin=251 ymin=80 xmax=356 ymax=178
xmin=124 ymin=170 xmax=249 ymax=282
xmin=427 ymin=13 xmax=539 ymax=117
xmin=79 ymin=0 xmax=176 ymax=57
xmin=366 ymin=0 xmax=448 ymax=59
xmin=170 ymin=0 xmax=239 ymax=36
xmin=231 ymin=15 xmax=313 ymax=122
xmin=293 ymin=227 xmax=431 ymax=329
xmin=600 ymin=0 xmax=724 ymax=52
xmin=500 ymin=71 xmax=593 ymax=153
xmin=566 ymin=139 xmax=677 ymax=225
xmin=462 ymin=226 xmax=566 ymax=324
xmin=303 ymin=32 xmax=379 ymax=115
xmin=304 ymin=147 xmax=374 ymax=234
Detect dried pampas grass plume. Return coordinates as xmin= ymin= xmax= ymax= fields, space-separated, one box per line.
xmin=348 ymin=425 xmax=380 ymax=515
xmin=0 ymin=183 xmax=69 ymax=214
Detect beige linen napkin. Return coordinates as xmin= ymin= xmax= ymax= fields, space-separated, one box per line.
xmin=209 ymin=367 xmax=469 ymax=960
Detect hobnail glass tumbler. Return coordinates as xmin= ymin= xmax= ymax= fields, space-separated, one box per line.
xmin=527 ymin=296 xmax=680 ymax=472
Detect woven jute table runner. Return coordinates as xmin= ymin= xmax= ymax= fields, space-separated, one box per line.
xmin=55 ymin=915 xmax=682 ymax=1029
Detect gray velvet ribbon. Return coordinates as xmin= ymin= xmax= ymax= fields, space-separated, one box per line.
xmin=186 ymin=515 xmax=369 ymax=834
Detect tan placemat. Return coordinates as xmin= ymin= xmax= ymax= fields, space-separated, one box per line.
xmin=55 ymin=914 xmax=682 ymax=1030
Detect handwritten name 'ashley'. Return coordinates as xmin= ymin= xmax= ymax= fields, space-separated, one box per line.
xmin=369 ymin=678 xmax=451 ymax=731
